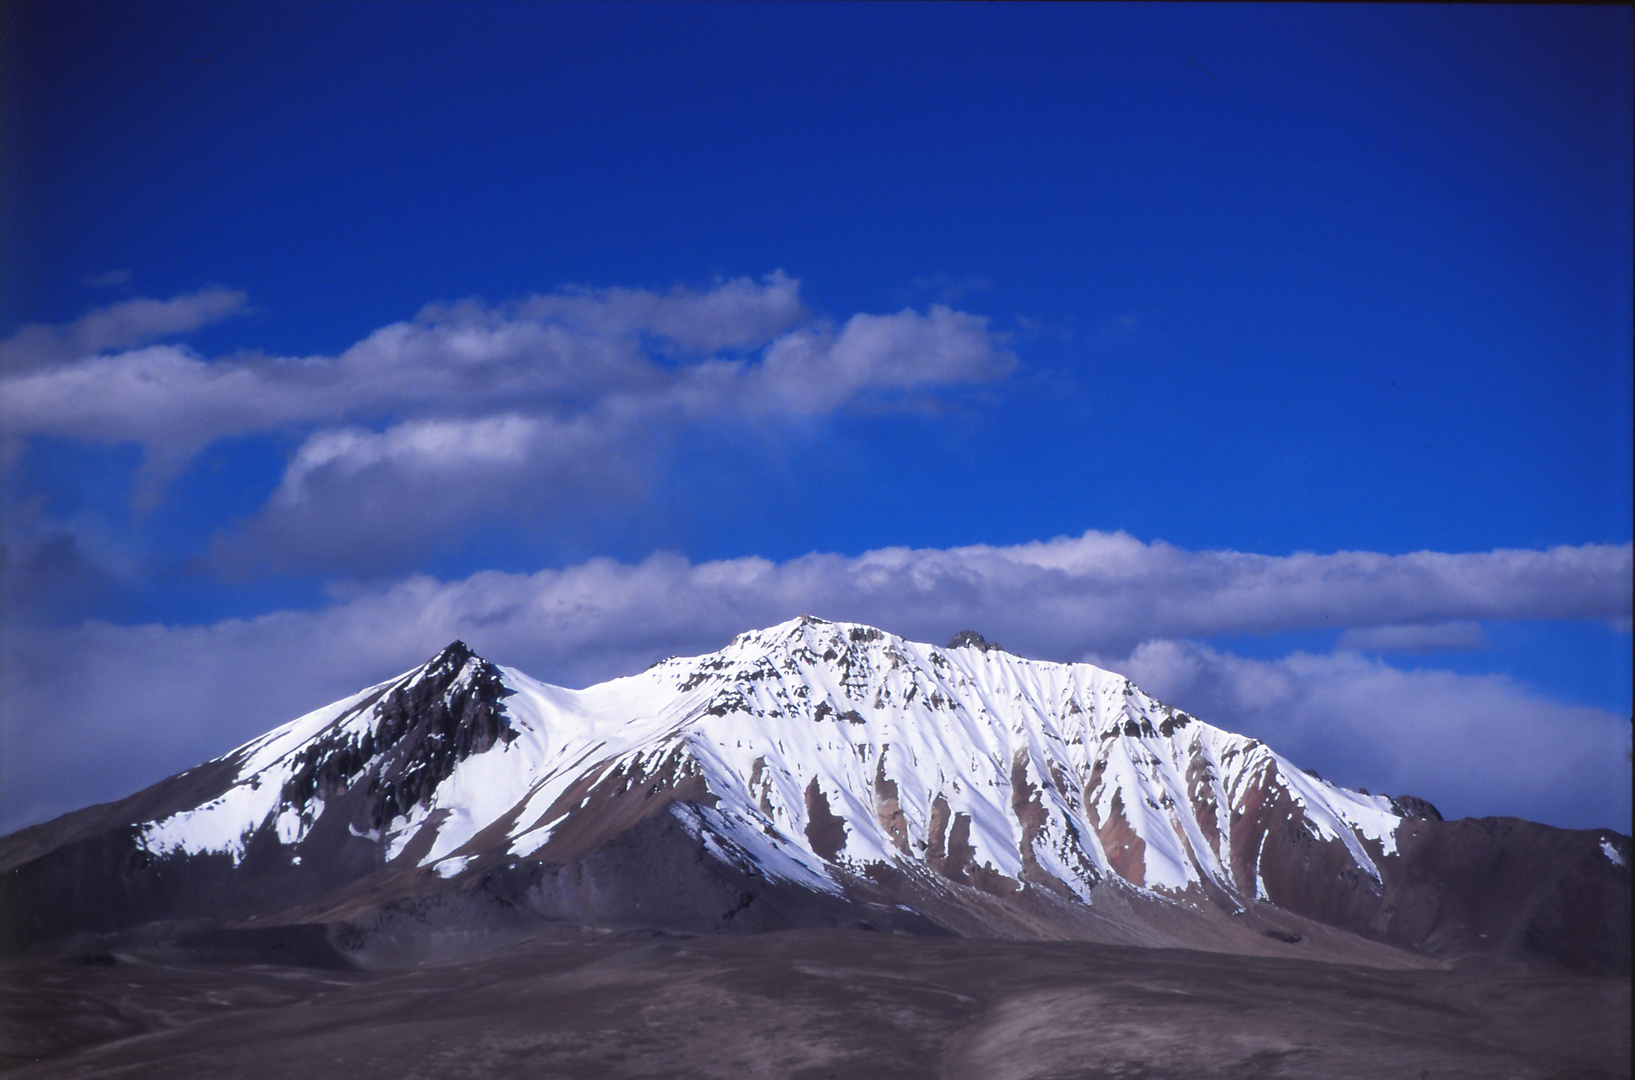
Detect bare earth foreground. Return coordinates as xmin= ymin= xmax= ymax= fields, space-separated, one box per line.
xmin=2 ymin=929 xmax=1627 ymax=1080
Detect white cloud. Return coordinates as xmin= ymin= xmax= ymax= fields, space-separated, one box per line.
xmin=0 ymin=287 xmax=248 ymax=374
xmin=0 ymin=273 xmax=1013 ymax=570
xmin=508 ymin=269 xmax=809 ymax=353
xmin=221 ymin=413 xmax=642 ymax=570
xmin=4 ymin=533 xmax=1629 ymax=833
xmin=0 ymin=344 xmax=333 ymax=476
xmin=272 ymin=415 xmax=541 ymax=506
xmin=0 ymin=275 xmax=1013 ymax=522
xmin=0 ymin=273 xmax=923 ymax=453
xmin=0 ymin=275 xmax=1016 ymax=559
xmin=759 ymin=305 xmax=1013 ymax=411
xmin=221 ymin=301 xmax=1009 ymax=569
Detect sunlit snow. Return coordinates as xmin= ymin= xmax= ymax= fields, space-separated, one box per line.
xmin=1603 ymin=838 xmax=1627 ymax=868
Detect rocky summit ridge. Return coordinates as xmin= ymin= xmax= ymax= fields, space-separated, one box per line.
xmin=2 ymin=617 xmax=1629 ymax=973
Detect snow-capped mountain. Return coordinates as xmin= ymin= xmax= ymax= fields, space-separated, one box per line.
xmin=3 ymin=618 xmax=1629 ymax=972
xmin=139 ymin=617 xmax=1406 ymax=901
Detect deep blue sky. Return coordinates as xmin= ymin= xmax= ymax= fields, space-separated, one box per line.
xmin=1 ymin=2 xmax=1630 ymax=832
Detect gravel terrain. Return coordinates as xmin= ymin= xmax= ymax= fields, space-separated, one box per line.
xmin=3 ymin=929 xmax=1628 ymax=1080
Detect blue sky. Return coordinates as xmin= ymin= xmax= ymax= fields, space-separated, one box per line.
xmin=2 ymin=2 xmax=1630 ymax=834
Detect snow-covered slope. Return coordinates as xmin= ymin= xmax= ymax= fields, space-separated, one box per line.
xmin=132 ymin=617 xmax=1416 ymax=912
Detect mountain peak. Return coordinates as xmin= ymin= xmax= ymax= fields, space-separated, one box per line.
xmin=425 ymin=638 xmax=479 ymax=671
xmin=946 ymin=629 xmax=1001 ymax=653
xmin=723 ymin=615 xmax=887 ymax=654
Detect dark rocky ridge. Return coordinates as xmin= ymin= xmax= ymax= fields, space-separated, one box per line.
xmin=278 ymin=640 xmax=517 ymax=828
xmin=946 ymin=629 xmax=1001 ymax=653
xmin=0 ymin=643 xmax=517 ymax=955
xmin=1389 ymin=793 xmax=1444 ymax=821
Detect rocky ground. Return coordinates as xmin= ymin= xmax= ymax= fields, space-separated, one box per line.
xmin=2 ymin=928 xmax=1628 ymax=1080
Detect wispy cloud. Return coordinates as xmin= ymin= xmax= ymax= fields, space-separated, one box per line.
xmin=0 ymin=276 xmax=1013 ymax=527
xmin=81 ymin=269 xmax=134 ymax=289
xmin=1336 ymin=621 xmax=1488 ymax=653
xmin=499 ymin=270 xmax=811 ymax=353
xmin=0 ymin=287 xmax=248 ymax=374
xmin=4 ymin=532 xmax=1628 ymax=833
xmin=907 ymin=274 xmax=993 ymax=305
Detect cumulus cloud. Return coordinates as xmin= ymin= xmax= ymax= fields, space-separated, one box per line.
xmin=3 ymin=533 xmax=1628 ymax=833
xmin=0 ymin=287 xmax=248 ymax=374
xmin=224 ymin=413 xmax=648 ymax=570
xmin=758 ymin=304 xmax=1011 ymax=411
xmin=271 ymin=416 xmax=544 ymax=505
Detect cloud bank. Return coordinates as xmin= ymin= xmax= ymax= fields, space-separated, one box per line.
xmin=3 ymin=532 xmax=1628 ymax=834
